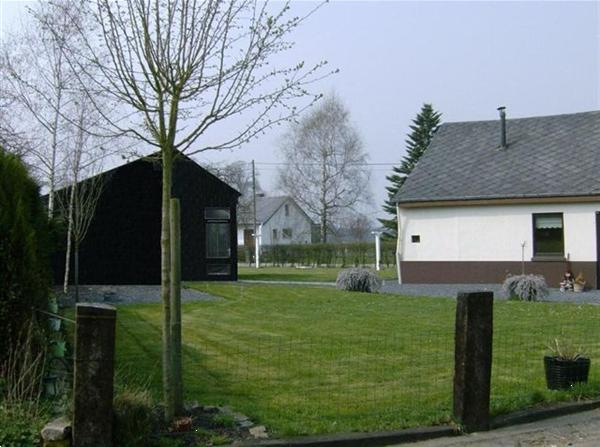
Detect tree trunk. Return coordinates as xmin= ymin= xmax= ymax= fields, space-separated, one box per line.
xmin=63 ymin=183 xmax=76 ymax=293
xmin=161 ymin=148 xmax=174 ymax=422
xmin=170 ymin=198 xmax=183 ymax=415
xmin=74 ymin=240 xmax=79 ymax=303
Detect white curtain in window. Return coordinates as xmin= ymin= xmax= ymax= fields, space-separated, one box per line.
xmin=535 ymin=215 xmax=562 ymax=229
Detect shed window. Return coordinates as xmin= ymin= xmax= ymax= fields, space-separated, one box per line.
xmin=283 ymin=228 xmax=292 ymax=239
xmin=533 ymin=213 xmax=564 ymax=257
xmin=284 ymin=204 xmax=290 ymax=216
xmin=205 ymin=208 xmax=230 ymax=220
xmin=272 ymin=229 xmax=278 ymax=240
xmin=411 ymin=235 xmax=420 ymax=243
xmin=206 ymin=223 xmax=230 ymax=258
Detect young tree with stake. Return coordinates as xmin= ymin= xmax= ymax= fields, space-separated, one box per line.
xmin=52 ymin=0 xmax=332 ymax=421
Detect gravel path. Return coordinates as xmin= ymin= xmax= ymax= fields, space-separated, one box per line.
xmin=380 ymin=281 xmax=600 ymax=304
xmin=55 ymin=285 xmax=220 ymax=306
xmin=397 ymin=408 xmax=600 ymax=447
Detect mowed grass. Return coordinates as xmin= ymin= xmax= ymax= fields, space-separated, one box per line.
xmin=114 ymin=283 xmax=600 ymax=436
xmin=237 ymin=265 xmax=398 ymax=282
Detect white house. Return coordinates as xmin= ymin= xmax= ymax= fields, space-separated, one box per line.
xmin=394 ymin=109 xmax=600 ymax=288
xmin=238 ymin=196 xmax=314 ymax=248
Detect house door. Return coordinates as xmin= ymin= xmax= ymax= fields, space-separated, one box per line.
xmin=244 ymin=229 xmax=255 ymax=248
xmin=596 ymin=212 xmax=600 ymax=289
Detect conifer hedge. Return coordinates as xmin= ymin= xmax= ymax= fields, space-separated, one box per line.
xmin=0 ymin=149 xmax=52 ymax=362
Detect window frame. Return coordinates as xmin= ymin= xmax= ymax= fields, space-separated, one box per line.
xmin=282 ymin=228 xmax=292 ymax=239
xmin=532 ymin=212 xmax=565 ymax=260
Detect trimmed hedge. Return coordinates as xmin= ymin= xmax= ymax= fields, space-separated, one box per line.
xmin=0 ymin=149 xmax=52 ymax=363
xmin=238 ymin=241 xmax=397 ymax=268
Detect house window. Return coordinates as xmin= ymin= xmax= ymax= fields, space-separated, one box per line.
xmin=533 ymin=213 xmax=564 ymax=258
xmin=411 ymin=235 xmax=420 ymax=243
xmin=283 ymin=228 xmax=292 ymax=239
xmin=284 ymin=204 xmax=290 ymax=216
xmin=272 ymin=229 xmax=278 ymax=240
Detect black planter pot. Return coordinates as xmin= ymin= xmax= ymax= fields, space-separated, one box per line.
xmin=544 ymin=355 xmax=590 ymax=390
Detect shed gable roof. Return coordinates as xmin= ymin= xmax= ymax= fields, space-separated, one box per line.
xmin=394 ymin=110 xmax=600 ymax=204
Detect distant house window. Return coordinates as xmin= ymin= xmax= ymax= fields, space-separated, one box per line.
xmin=283 ymin=228 xmax=292 ymax=239
xmin=272 ymin=229 xmax=278 ymax=240
xmin=411 ymin=235 xmax=420 ymax=243
xmin=284 ymin=204 xmax=290 ymax=216
xmin=533 ymin=213 xmax=564 ymax=258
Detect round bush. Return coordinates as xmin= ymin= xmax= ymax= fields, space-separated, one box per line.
xmin=502 ymin=274 xmax=548 ymax=301
xmin=336 ymin=268 xmax=382 ymax=293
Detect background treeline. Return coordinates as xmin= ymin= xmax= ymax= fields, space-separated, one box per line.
xmin=239 ymin=241 xmax=397 ymax=268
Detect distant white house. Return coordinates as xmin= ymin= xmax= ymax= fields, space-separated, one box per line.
xmin=394 ymin=109 xmax=600 ymax=288
xmin=238 ymin=196 xmax=314 ymax=248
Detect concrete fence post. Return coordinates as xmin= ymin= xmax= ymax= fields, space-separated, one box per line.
xmin=73 ymin=303 xmax=117 ymax=447
xmin=453 ymin=291 xmax=493 ymax=433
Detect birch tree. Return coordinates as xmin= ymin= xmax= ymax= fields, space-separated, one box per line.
xmin=51 ymin=0 xmax=331 ymax=421
xmin=1 ymin=1 xmax=79 ymax=217
xmin=277 ymin=94 xmax=371 ymax=242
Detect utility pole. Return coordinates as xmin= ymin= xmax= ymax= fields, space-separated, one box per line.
xmin=252 ymin=160 xmax=260 ymax=269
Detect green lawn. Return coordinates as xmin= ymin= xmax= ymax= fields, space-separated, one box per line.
xmin=237 ymin=265 xmax=398 ymax=282
xmin=114 ymin=283 xmax=600 ymax=437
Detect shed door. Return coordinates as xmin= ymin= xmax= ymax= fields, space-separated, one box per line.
xmin=205 ymin=207 xmax=232 ymax=277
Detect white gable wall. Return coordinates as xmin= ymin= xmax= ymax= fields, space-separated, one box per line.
xmin=399 ymin=202 xmax=598 ymax=262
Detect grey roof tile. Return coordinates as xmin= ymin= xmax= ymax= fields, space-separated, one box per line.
xmin=394 ymin=110 xmax=600 ymax=203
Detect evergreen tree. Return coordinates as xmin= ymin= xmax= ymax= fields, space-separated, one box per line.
xmin=379 ymin=104 xmax=442 ymax=237
xmin=0 ymin=148 xmax=52 ymax=363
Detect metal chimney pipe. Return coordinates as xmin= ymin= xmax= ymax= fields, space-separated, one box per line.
xmin=497 ymin=106 xmax=507 ymax=148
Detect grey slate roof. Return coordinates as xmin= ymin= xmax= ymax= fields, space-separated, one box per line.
xmin=239 ymin=196 xmax=289 ymax=224
xmin=394 ymin=110 xmax=600 ymax=204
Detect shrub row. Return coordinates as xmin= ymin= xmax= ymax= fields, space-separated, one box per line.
xmin=238 ymin=241 xmax=397 ymax=268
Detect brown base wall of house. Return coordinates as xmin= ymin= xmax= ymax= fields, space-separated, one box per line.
xmin=400 ymin=261 xmax=598 ymax=289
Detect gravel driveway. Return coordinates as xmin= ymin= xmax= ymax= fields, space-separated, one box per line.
xmin=380 ymin=281 xmax=600 ymax=305
xmin=55 ymin=285 xmax=219 ymax=306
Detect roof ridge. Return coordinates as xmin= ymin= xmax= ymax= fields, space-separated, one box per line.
xmin=442 ymin=109 xmax=600 ymax=126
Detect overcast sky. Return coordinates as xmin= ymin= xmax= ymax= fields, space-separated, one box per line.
xmin=1 ymin=1 xmax=599 ymax=221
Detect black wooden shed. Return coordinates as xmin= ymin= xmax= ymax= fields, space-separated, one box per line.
xmin=53 ymin=153 xmax=240 ymax=285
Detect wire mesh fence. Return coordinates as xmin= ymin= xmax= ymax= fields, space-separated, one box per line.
xmin=180 ymin=331 xmax=455 ymax=434
xmin=492 ymin=317 xmax=600 ymax=416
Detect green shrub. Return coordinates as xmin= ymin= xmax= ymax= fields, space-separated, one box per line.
xmin=238 ymin=241 xmax=397 ymax=268
xmin=113 ymin=389 xmax=157 ymax=447
xmin=0 ymin=149 xmax=52 ymax=364
xmin=0 ymin=402 xmax=48 ymax=447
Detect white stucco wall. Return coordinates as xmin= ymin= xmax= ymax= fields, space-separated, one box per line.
xmin=398 ymin=202 xmax=599 ymax=262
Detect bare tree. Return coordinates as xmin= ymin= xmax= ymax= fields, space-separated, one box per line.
xmin=277 ymin=94 xmax=371 ymax=243
xmin=55 ymin=98 xmax=107 ymax=301
xmin=51 ymin=0 xmax=331 ymax=420
xmin=343 ymin=213 xmax=373 ymax=243
xmin=0 ymin=1 xmax=82 ymax=217
xmin=205 ymin=160 xmax=263 ymax=216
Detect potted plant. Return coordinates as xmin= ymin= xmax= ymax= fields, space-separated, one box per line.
xmin=544 ymin=338 xmax=590 ymax=390
xmin=574 ymin=272 xmax=586 ymax=293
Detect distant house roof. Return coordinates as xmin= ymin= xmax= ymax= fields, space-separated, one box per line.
xmin=239 ymin=195 xmax=313 ymax=225
xmin=394 ymin=110 xmax=600 ymax=205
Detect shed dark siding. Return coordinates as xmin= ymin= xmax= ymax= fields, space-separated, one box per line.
xmin=52 ymin=155 xmax=239 ymax=285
